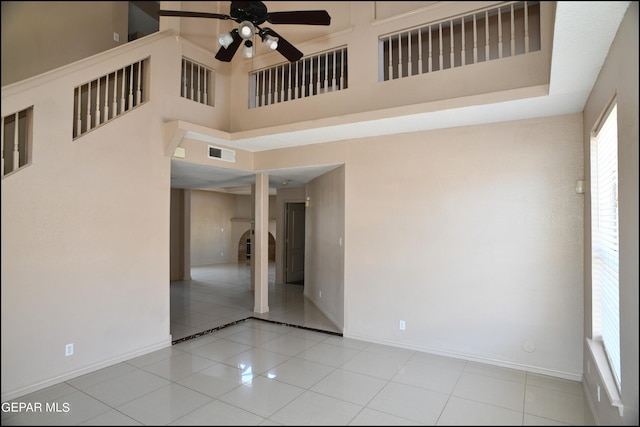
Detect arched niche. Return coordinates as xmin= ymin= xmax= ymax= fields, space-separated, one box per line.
xmin=238 ymin=229 xmax=275 ymax=262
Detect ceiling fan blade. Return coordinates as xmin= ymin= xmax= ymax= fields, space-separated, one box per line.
xmin=158 ymin=10 xmax=231 ymax=20
xmin=267 ymin=10 xmax=331 ymax=25
xmin=215 ymin=30 xmax=243 ymax=62
xmin=264 ymin=28 xmax=303 ymax=62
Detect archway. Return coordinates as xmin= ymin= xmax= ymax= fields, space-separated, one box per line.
xmin=238 ymin=229 xmax=275 ymax=262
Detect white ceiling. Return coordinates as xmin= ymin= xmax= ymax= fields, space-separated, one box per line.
xmin=170 ymin=1 xmax=631 ymax=194
xmin=170 ymin=159 xmax=342 ymax=194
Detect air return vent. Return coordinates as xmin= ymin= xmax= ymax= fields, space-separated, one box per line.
xmin=208 ymin=145 xmax=236 ymax=163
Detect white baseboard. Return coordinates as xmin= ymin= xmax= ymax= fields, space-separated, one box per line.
xmin=1 ymin=337 xmax=172 ymax=402
xmin=344 ymin=331 xmax=582 ymax=382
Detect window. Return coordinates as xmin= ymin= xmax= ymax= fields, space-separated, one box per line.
xmin=590 ymin=101 xmax=621 ymax=390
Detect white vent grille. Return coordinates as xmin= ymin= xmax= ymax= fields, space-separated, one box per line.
xmin=208 ymin=145 xmax=236 ymax=163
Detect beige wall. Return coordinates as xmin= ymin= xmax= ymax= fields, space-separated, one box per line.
xmin=305 ymin=166 xmax=346 ymax=329
xmin=1 ymin=4 xmax=637 ymax=422
xmin=1 ymin=34 xmax=180 ymax=399
xmin=1 ymin=1 xmax=128 ymax=86
xmin=170 ymin=188 xmax=189 ymax=281
xmin=187 ymin=191 xmax=276 ymax=267
xmin=226 ymin=1 xmax=554 ymax=134
xmin=582 ymin=2 xmax=639 ymax=425
xmin=342 ymin=114 xmax=585 ymax=379
xmin=1 ymin=1 xmax=555 ymax=134
xmin=190 ymin=190 xmax=237 ymax=266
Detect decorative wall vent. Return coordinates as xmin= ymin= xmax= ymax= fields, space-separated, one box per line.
xmin=208 ymin=145 xmax=236 ymax=163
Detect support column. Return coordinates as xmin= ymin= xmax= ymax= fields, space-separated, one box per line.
xmin=253 ymin=173 xmax=269 ymax=313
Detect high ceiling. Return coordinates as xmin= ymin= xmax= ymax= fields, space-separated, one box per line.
xmin=168 ymin=1 xmax=631 ymax=194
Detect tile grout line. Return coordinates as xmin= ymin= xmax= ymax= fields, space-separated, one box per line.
xmin=171 ymin=316 xmax=343 ymax=345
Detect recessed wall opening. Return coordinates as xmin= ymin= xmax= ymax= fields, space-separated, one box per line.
xmin=238 ymin=229 xmax=275 ymax=262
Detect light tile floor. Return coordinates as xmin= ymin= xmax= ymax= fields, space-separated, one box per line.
xmin=170 ymin=263 xmax=341 ymax=341
xmin=2 ymin=263 xmax=596 ymax=426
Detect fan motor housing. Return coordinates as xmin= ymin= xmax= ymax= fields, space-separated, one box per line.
xmin=231 ymin=1 xmax=268 ymax=25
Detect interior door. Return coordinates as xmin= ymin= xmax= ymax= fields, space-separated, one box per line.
xmin=285 ymin=202 xmax=305 ymax=284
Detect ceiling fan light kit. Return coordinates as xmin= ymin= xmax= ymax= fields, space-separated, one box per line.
xmin=261 ymin=33 xmax=279 ymax=50
xmin=158 ymin=1 xmax=331 ymax=63
xmin=242 ymin=40 xmax=255 ymax=58
xmin=218 ymin=31 xmax=236 ymax=49
xmin=238 ymin=20 xmax=255 ymax=39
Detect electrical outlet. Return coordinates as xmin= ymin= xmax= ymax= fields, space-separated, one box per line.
xmin=113 ymin=32 xmax=120 ymax=42
xmin=319 ymin=290 xmax=322 ymax=298
xmin=65 ymin=343 xmax=74 ymax=356
xmin=399 ymin=320 xmax=406 ymax=330
xmin=597 ymin=385 xmax=601 ymax=402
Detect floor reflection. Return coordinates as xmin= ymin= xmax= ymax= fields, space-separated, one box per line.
xmin=170 ymin=262 xmax=341 ymax=343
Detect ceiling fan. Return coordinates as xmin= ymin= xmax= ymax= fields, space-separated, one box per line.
xmin=158 ymin=1 xmax=331 ymax=63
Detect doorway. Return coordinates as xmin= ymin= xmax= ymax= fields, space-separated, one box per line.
xmin=284 ymin=202 xmax=305 ymax=284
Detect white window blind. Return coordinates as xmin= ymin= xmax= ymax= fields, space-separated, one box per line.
xmin=590 ymin=102 xmax=621 ymax=389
